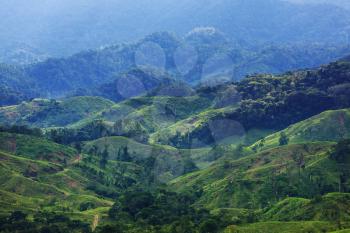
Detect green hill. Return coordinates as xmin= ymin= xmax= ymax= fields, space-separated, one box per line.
xmin=261 ymin=193 xmax=350 ymax=223
xmin=224 ymin=221 xmax=339 ymax=233
xmin=250 ymin=108 xmax=350 ymax=151
xmin=0 ymin=131 xmax=77 ymax=163
xmin=82 ymin=136 xmax=211 ymax=183
xmin=170 ymin=139 xmax=347 ymax=209
xmin=0 ymin=132 xmax=145 ymax=231
xmin=54 ymin=94 xmax=214 ymax=144
xmin=0 ymin=96 xmax=114 ymax=128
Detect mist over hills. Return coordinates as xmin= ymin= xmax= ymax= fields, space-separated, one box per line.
xmin=1 ymin=0 xmax=350 ymax=59
xmin=1 ymin=29 xmax=350 ymax=106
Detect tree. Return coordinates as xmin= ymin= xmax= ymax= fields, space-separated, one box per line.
xmin=61 ymin=158 xmax=67 ymax=168
xmin=330 ymin=139 xmax=350 ymax=192
xmin=8 ymin=211 xmax=27 ymax=223
xmin=89 ymin=145 xmax=98 ymax=156
xmin=100 ymin=146 xmax=109 ymax=169
xmin=170 ymin=217 xmax=195 ymax=233
xmin=234 ymin=143 xmax=244 ymax=157
xmin=118 ymin=146 xmax=132 ymax=162
xmin=199 ymin=219 xmax=219 ymax=233
xmin=108 ymin=201 xmax=121 ymax=219
xmin=279 ymin=132 xmax=289 ymax=146
xmin=183 ymin=157 xmax=198 ymax=173
xmin=258 ymin=138 xmax=266 ymax=150
xmin=120 ymin=191 xmax=154 ymax=217
xmin=97 ymin=224 xmax=124 ymax=233
xmin=331 ymin=139 xmax=350 ymax=164
xmin=74 ymin=142 xmax=82 ymax=153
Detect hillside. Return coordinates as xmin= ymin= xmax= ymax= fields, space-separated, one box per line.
xmin=169 ymin=108 xmax=350 ymax=209
xmin=1 ymin=30 xmax=350 ymax=102
xmin=146 ymin=58 xmax=350 ymax=148
xmin=0 ymin=131 xmax=203 ymax=231
xmin=0 ymin=96 xmax=114 ymax=128
xmin=0 ymin=132 xmax=113 ymax=231
xmin=170 ymin=142 xmax=339 ymax=208
xmin=250 ymin=109 xmax=350 ymax=151
xmin=0 ymin=64 xmax=39 ymax=106
xmin=0 ymin=75 xmax=349 ymax=232
xmin=82 ymin=136 xmax=205 ymax=183
xmin=1 ymin=56 xmax=350 ymax=151
xmin=261 ymin=193 xmax=350 ymax=222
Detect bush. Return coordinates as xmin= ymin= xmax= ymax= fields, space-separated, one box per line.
xmin=199 ymin=219 xmax=219 ymax=233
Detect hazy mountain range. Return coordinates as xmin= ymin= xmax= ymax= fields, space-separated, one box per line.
xmin=1 ymin=0 xmax=350 ymax=60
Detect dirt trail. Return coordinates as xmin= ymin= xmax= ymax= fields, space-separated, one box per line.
xmin=72 ymin=154 xmax=82 ymax=164
xmin=92 ymin=214 xmax=99 ymax=232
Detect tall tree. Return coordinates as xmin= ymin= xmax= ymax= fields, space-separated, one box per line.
xmin=100 ymin=146 xmax=109 ymax=169
xmin=279 ymin=132 xmax=289 ymax=146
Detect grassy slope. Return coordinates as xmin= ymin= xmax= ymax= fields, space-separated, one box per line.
xmin=0 ymin=96 xmax=114 ymax=128
xmin=70 ymin=95 xmax=213 ymax=138
xmin=224 ymin=221 xmax=338 ymax=233
xmin=170 ymin=142 xmax=338 ymax=209
xmin=169 ymin=108 xmax=350 ymax=208
xmin=168 ymin=108 xmax=350 ymax=231
xmin=0 ymin=131 xmax=77 ymax=163
xmin=83 ymin=136 xmax=212 ymax=182
xmin=226 ymin=192 xmax=350 ymax=233
xmin=0 ymin=150 xmax=112 ymax=220
xmin=261 ymin=193 xmax=350 ymax=223
xmin=0 ymin=132 xmax=115 ymax=227
xmin=250 ymin=109 xmax=350 ymax=151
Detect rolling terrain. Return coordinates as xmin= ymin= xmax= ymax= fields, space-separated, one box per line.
xmin=2 ymin=0 xmax=350 ymax=232
xmin=0 ymin=43 xmax=350 ymax=233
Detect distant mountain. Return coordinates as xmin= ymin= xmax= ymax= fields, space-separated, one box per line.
xmin=0 ymin=42 xmax=48 ymax=65
xmin=0 ymin=64 xmax=39 ymax=106
xmin=3 ymin=31 xmax=346 ymax=101
xmin=0 ymin=0 xmax=350 ymax=57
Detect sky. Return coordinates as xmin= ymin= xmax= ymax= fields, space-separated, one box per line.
xmin=286 ymin=0 xmax=350 ymax=9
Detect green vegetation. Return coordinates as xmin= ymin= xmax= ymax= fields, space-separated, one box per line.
xmin=224 ymin=221 xmax=338 ymax=233
xmin=0 ymin=96 xmax=114 ymax=128
xmin=170 ymin=141 xmax=346 ymax=209
xmin=0 ymin=56 xmax=350 ymax=232
xmin=250 ymin=109 xmax=350 ymax=151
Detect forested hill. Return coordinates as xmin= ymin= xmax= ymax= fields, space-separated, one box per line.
xmin=1 ymin=56 xmax=350 ymax=149
xmin=1 ymin=30 xmax=350 ymax=106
